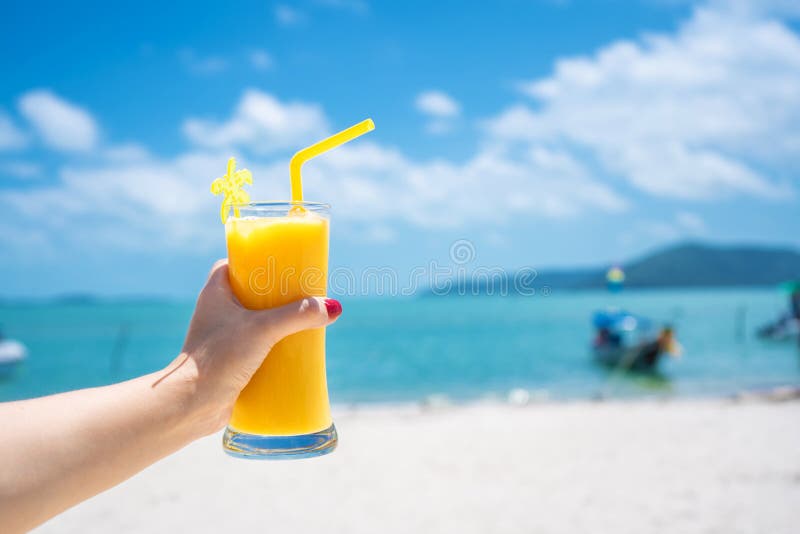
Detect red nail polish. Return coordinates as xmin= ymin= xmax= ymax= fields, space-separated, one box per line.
xmin=324 ymin=298 xmax=342 ymax=319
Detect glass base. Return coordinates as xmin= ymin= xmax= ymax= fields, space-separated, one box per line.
xmin=222 ymin=423 xmax=338 ymax=460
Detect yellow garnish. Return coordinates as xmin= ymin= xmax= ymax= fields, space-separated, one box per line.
xmin=211 ymin=157 xmax=252 ymax=223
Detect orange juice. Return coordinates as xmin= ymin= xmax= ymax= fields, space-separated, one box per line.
xmin=225 ymin=207 xmax=331 ymax=436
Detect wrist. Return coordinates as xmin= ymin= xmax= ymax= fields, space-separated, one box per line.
xmin=155 ymin=353 xmax=231 ymax=440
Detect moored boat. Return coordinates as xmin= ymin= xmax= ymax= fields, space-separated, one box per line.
xmin=0 ymin=335 xmax=27 ymax=378
xmin=591 ymin=309 xmax=681 ymax=372
xmin=756 ymin=317 xmax=800 ymax=342
xmin=756 ymin=280 xmax=800 ymax=342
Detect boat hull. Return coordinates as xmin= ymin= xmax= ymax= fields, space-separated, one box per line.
xmin=756 ymin=318 xmax=800 ymax=342
xmin=0 ymin=340 xmax=27 ymax=378
xmin=593 ymin=341 xmax=663 ymax=372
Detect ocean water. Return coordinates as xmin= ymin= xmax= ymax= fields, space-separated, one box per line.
xmin=1 ymin=289 xmax=798 ymax=404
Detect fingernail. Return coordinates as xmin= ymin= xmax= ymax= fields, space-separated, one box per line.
xmin=324 ymin=298 xmax=342 ymax=320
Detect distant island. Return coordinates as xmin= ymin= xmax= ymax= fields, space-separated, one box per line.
xmin=0 ymin=294 xmax=177 ymax=306
xmin=431 ymin=242 xmax=800 ymax=295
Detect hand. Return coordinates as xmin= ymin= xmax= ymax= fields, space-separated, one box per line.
xmin=0 ymin=259 xmax=343 ymax=532
xmin=166 ymin=259 xmax=342 ymax=437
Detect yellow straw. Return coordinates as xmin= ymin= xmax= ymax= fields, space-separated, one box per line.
xmin=290 ymin=118 xmax=375 ymax=202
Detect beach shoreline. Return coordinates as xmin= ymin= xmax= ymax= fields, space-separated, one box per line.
xmin=36 ymin=396 xmax=800 ymax=534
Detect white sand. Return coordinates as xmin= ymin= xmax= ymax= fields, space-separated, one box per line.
xmin=36 ymin=399 xmax=800 ymax=534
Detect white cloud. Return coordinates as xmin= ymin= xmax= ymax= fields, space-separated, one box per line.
xmin=18 ymin=90 xmax=99 ymax=152
xmin=707 ymin=0 xmax=800 ymax=18
xmin=361 ymin=224 xmax=396 ymax=243
xmin=286 ymin=141 xmax=625 ymax=228
xmin=0 ymin=161 xmax=41 ymax=180
xmin=6 ymin=2 xmax=800 ymax=261
xmin=675 ymin=211 xmax=707 ymax=233
xmin=0 ymin=111 xmax=27 ymax=150
xmin=0 ymin=150 xmax=225 ymax=253
xmin=183 ymin=89 xmax=329 ymax=153
xmin=622 ymin=210 xmax=709 ymax=247
xmin=0 ymin=87 xmax=625 ymax=257
xmin=424 ymin=119 xmax=454 ymax=135
xmin=314 ymin=0 xmax=369 ymax=14
xmin=638 ymin=221 xmax=681 ymax=242
xmin=179 ymin=49 xmax=228 ymax=75
xmin=102 ymin=142 xmax=151 ymax=162
xmin=250 ymin=50 xmax=274 ymax=71
xmin=275 ymin=5 xmax=304 ymax=26
xmin=493 ymin=4 xmax=800 ymax=201
xmin=416 ymin=91 xmax=461 ymax=136
xmin=415 ymin=91 xmax=461 ymax=118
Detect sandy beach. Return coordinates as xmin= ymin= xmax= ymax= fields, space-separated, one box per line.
xmin=35 ymin=398 xmax=800 ymax=534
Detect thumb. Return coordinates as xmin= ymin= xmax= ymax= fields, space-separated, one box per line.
xmin=253 ymin=297 xmax=343 ymax=345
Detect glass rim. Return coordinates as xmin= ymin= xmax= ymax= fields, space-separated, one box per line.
xmin=230 ymin=200 xmax=331 ymax=209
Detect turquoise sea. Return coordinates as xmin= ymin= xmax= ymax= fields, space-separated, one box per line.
xmin=1 ymin=289 xmax=798 ymax=403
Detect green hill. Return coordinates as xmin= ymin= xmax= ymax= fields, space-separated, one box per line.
xmin=554 ymin=242 xmax=800 ymax=289
xmin=431 ymin=242 xmax=800 ymax=295
xmin=617 ymin=242 xmax=800 ymax=288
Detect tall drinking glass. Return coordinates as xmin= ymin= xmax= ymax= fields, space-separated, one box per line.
xmin=221 ymin=201 xmax=336 ymax=459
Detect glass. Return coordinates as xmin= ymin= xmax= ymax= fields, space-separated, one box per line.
xmin=221 ymin=201 xmax=337 ymax=459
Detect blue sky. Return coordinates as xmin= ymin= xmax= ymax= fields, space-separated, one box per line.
xmin=1 ymin=0 xmax=799 ymax=297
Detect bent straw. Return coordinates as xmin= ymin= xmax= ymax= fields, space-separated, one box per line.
xmin=289 ymin=118 xmax=375 ymax=202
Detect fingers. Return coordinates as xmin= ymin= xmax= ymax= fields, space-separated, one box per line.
xmin=206 ymin=259 xmax=229 ymax=284
xmin=197 ymin=259 xmax=238 ymax=309
xmin=203 ymin=259 xmax=236 ymax=298
xmin=205 ymin=259 xmax=343 ymax=344
xmin=254 ymin=297 xmax=343 ymax=343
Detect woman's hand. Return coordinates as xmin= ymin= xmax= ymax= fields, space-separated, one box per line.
xmin=167 ymin=259 xmax=342 ymax=438
xmin=0 ymin=259 xmax=342 ymax=533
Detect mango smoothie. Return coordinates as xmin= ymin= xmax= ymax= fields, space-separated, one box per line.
xmin=213 ymin=119 xmax=373 ymax=458
xmin=225 ymin=207 xmax=331 ymax=436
